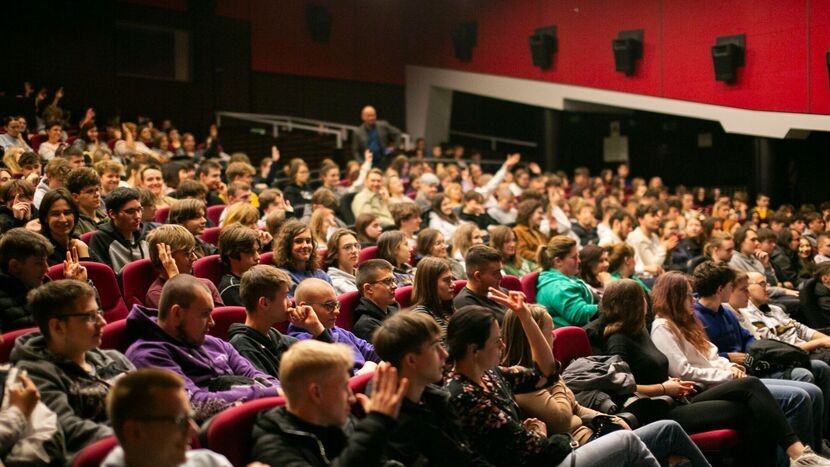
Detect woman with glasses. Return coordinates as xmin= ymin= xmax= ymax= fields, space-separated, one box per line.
xmin=445 ymin=295 xmax=661 ymax=467
xmin=272 ymin=219 xmax=332 ymax=297
xmin=324 ymin=229 xmax=361 ymax=295
xmin=377 ymin=230 xmax=415 ymax=287
xmin=410 ymin=257 xmax=456 ymax=341
xmin=416 ymin=228 xmax=465 ymax=279
xmin=38 ymin=188 xmax=91 ymax=266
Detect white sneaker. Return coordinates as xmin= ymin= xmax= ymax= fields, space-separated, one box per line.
xmin=792 ymin=446 xmax=830 ymax=466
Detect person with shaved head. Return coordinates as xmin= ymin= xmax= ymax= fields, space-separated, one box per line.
xmin=352 ymin=105 xmax=401 ymax=168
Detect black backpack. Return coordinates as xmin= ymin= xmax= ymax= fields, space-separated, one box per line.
xmin=745 ymin=339 xmax=811 ymax=378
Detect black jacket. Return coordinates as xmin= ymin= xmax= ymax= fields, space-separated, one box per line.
xmin=0 ymin=206 xmax=34 ymax=234
xmin=571 ymin=223 xmax=599 ymax=247
xmin=0 ymin=270 xmax=43 ymax=332
xmin=771 ymin=246 xmax=798 ymax=285
xmin=227 ymin=323 xmax=332 ymax=378
xmin=251 ymin=406 xmax=396 ymax=467
xmin=353 ymin=297 xmax=399 ymax=342
xmin=458 ymin=211 xmax=498 ymax=233
xmin=387 ymin=385 xmax=493 ymax=466
xmin=283 ymin=183 xmax=313 ymax=219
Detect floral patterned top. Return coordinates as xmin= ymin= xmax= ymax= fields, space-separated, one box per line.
xmin=446 ymin=365 xmax=569 ymax=466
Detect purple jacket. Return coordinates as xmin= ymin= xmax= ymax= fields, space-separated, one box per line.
xmin=287 ymin=325 xmax=380 ymax=372
xmin=125 ymin=305 xmax=280 ymax=420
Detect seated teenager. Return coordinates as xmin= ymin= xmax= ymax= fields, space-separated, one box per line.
xmin=289 ymin=279 xmax=380 ymax=375
xmin=458 ymin=191 xmax=498 ymax=232
xmin=446 ymin=301 xmax=659 ymax=467
xmin=353 ymin=259 xmax=400 ymax=341
xmin=502 ymin=303 xmax=709 ymax=466
xmin=89 ymin=187 xmax=150 ymax=274
xmin=645 ymin=273 xmax=830 ymax=466
xmin=490 ymin=225 xmax=535 ymax=277
xmin=0 ymin=228 xmax=87 ymax=332
xmin=578 ymin=244 xmax=611 ymax=299
xmin=354 ymin=213 xmax=382 ymax=247
xmin=66 ymin=167 xmax=108 ymax=235
xmin=607 ymin=242 xmax=651 ymax=293
xmin=105 ymin=369 xmax=232 ymax=467
xmin=167 ymin=198 xmax=217 ymax=257
xmin=126 ymin=274 xmax=280 ymax=421
xmin=324 ymin=229 xmax=360 ymax=296
xmin=0 ymin=179 xmax=36 ymax=234
xmin=38 ymin=188 xmax=91 ymax=266
xmin=378 ymin=230 xmax=415 ymax=287
xmin=411 ymin=257 xmax=457 ymax=342
xmin=11 ymin=280 xmax=135 ymax=459
xmin=251 ymin=342 xmax=408 ymax=466
xmin=513 ymin=199 xmax=548 ymax=264
xmin=145 ymin=225 xmax=223 ymax=308
xmin=537 ymin=236 xmax=598 ymax=327
xmin=428 ymin=194 xmax=461 ymax=240
xmin=391 ymin=202 xmax=422 ymax=249
xmin=571 ymin=202 xmax=599 ymax=247
xmin=271 ymin=219 xmax=331 ymax=297
xmin=416 ymin=227 xmax=466 ymax=279
xmin=453 ymin=245 xmax=508 ymax=323
xmin=449 ymin=223 xmax=485 ymax=279
xmin=660 ymin=218 xmax=692 ymax=272
xmin=34 ymin=158 xmax=72 ymax=210
xmin=373 ymin=311 xmax=491 ymax=466
xmin=229 ymin=265 xmax=332 ymax=378
xmin=217 ymin=223 xmax=261 ymax=306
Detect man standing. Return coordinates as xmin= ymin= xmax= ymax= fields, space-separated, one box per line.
xmin=352 ymin=106 xmax=401 ymax=167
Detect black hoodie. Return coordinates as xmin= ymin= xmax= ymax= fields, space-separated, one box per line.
xmin=352 ymin=297 xmax=400 ymax=342
xmin=227 ymin=323 xmax=333 ymax=378
xmin=88 ymin=221 xmax=150 ymax=274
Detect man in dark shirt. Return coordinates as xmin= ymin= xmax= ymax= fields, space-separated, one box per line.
xmin=353 ymin=259 xmax=400 ymax=341
xmin=373 ymin=311 xmax=492 ymax=466
xmin=453 ymin=245 xmax=507 ymax=323
xmin=352 ymin=106 xmax=401 ymax=168
xmin=217 ymin=224 xmax=261 ymax=306
xmin=458 ymin=191 xmax=498 ymax=232
xmin=228 ymin=265 xmax=331 ymax=378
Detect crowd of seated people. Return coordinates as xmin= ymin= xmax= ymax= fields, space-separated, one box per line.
xmin=4 ymin=94 xmax=830 ymax=466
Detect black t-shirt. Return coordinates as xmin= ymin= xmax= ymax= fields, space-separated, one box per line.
xmin=604 ymin=329 xmax=670 ymax=385
xmin=453 ymin=287 xmax=507 ymax=324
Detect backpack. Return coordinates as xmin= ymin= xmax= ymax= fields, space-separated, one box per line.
xmin=745 ymin=339 xmax=811 ymax=378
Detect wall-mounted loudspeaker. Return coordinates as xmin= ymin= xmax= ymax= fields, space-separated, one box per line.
xmin=452 ymin=22 xmax=478 ymax=62
xmin=306 ymin=4 xmax=332 ymax=43
xmin=612 ymin=30 xmax=643 ymax=76
xmin=528 ymin=26 xmax=558 ymax=69
xmin=711 ymin=34 xmax=745 ymax=83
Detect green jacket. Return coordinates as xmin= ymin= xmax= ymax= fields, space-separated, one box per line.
xmin=536 ymin=269 xmax=597 ymax=327
xmin=610 ymin=272 xmax=652 ymax=294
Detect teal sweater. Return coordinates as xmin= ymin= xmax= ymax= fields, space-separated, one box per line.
xmin=536 ymin=269 xmax=598 ymax=327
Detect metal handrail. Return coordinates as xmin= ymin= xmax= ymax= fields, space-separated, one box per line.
xmin=449 ymin=130 xmax=537 ymax=151
xmin=216 ymin=111 xmax=411 ymax=150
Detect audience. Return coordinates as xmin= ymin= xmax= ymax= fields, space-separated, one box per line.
xmin=428 ymin=193 xmax=461 ymax=239
xmin=351 ymin=168 xmax=393 ymax=225
xmin=377 ymin=230 xmax=415 ymax=287
xmin=217 ymin=223 xmax=261 ymax=306
xmin=89 ymin=187 xmax=150 ymax=274
xmin=0 ymin=180 xmax=35 ymax=233
xmin=453 ymin=245 xmax=508 ymax=323
xmin=627 ymin=204 xmax=674 ymax=277
xmin=490 ymin=224 xmax=535 ymax=278
xmin=353 ymin=259 xmax=400 ymax=341
xmin=38 ymin=188 xmax=91 ymax=266
xmin=324 ymin=228 xmax=360 ymax=295
xmin=271 ymin=219 xmax=331 ymax=297
xmin=168 ymin=198 xmax=217 ymax=257
xmin=537 ymin=235 xmax=598 ymax=327
xmin=65 ymin=167 xmax=108 ymax=235
xmin=513 ymin=199 xmax=548 ymax=265
xmin=577 ymin=244 xmax=611 ymax=298
xmin=354 ymin=212 xmax=382 ymax=247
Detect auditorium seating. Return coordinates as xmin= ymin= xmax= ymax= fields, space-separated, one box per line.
xmin=209 ymin=306 xmax=246 ymax=341
xmin=198 ymin=226 xmax=222 ymax=246
xmin=358 ymin=245 xmax=378 ymax=264
xmin=192 ymin=254 xmax=224 ymax=286
xmin=204 ymin=396 xmax=287 ymax=466
xmin=120 ymin=259 xmax=159 ymax=308
xmin=452 ymin=279 xmax=466 ymax=296
xmin=101 ymin=319 xmax=130 ymax=353
xmin=394 ymin=285 xmax=413 ymax=308
xmin=154 ymin=206 xmax=170 ymax=223
xmin=79 ymin=231 xmax=95 ymax=245
xmin=0 ymin=327 xmax=37 ymax=363
xmin=72 ymin=436 xmax=118 ymax=467
xmin=47 ymin=261 xmax=129 ymax=322
xmin=336 ymin=291 xmax=361 ymax=331
xmin=206 ymin=205 xmax=225 ymax=226
xmin=500 ymin=275 xmax=523 ymax=294
xmin=521 ymin=271 xmax=539 ymax=303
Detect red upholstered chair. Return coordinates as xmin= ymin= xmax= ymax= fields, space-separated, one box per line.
xmin=349 ymin=371 xmax=374 ymax=394
xmin=452 ymin=280 xmax=467 ymax=297
xmin=521 ymin=271 xmax=540 ymax=303
xmin=198 ymin=226 xmax=222 ymax=246
xmin=0 ymin=327 xmax=37 ymax=363
xmin=500 ymin=275 xmax=523 ymax=293
xmin=206 ymin=205 xmax=225 ymax=226
xmin=48 ymin=262 xmax=129 ymax=322
xmin=120 ymin=259 xmax=159 ymax=308
xmin=30 ymin=134 xmax=43 ymax=153
xmin=259 ymin=252 xmax=273 ymax=266
xmin=209 ymin=307 xmax=247 ymax=341
xmin=154 ymin=206 xmax=171 ymax=223
xmin=80 ymin=231 xmax=95 ymax=245
xmin=358 ymin=245 xmax=378 ymax=264
xmin=205 ymin=396 xmax=286 ymax=466
xmin=317 ymin=248 xmax=327 ymax=259
xmin=101 ymin=319 xmax=130 ymax=353
xmin=395 ymin=285 xmax=413 ymax=309
xmin=72 ymin=436 xmax=118 ymax=467
xmin=192 ymin=254 xmax=224 ymax=287
xmin=337 ymin=291 xmax=361 ymax=331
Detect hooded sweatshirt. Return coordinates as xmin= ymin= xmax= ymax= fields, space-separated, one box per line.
xmin=352 ymin=297 xmax=400 ymax=342
xmin=327 ymin=267 xmax=358 ymax=296
xmin=9 ymin=332 xmax=134 ymax=459
xmin=536 ymin=269 xmax=598 ymax=327
xmin=88 ymin=221 xmax=150 ymax=274
xmin=288 ymin=325 xmax=379 ymax=372
xmin=0 ymin=271 xmax=43 ymax=332
xmin=227 ymin=323 xmax=334 ymax=379
xmin=124 ymin=306 xmax=280 ymax=421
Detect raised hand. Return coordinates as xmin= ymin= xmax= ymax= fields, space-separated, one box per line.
xmin=257 ymin=230 xmax=273 ymax=247
xmin=8 ymin=373 xmax=39 ymax=418
xmin=505 ymin=153 xmax=521 ymax=168
xmin=528 ymin=162 xmax=541 ymax=174
xmin=156 ymin=243 xmax=179 ymax=278
xmin=355 ymin=362 xmax=409 ymax=419
xmin=487 ymin=287 xmax=528 ymax=314
xmin=64 ymin=245 xmax=88 ymax=282
xmin=272 ymin=145 xmax=280 ymax=162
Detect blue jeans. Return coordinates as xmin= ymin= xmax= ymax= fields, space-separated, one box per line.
xmin=768 ymin=361 xmax=828 ymax=443
xmin=555 ymin=430 xmax=660 ymax=467
xmin=633 ymin=420 xmax=711 ymax=467
xmin=762 ymin=379 xmax=816 ymax=467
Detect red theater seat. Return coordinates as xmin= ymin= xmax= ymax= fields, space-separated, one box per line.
xmin=209 ymin=306 xmax=246 ymax=341
xmin=79 ymin=231 xmax=95 ymax=245
xmin=72 ymin=436 xmax=118 ymax=467
xmin=48 ymin=262 xmax=129 ymax=322
xmin=395 ymin=285 xmax=413 ymax=309
xmin=206 ymin=205 xmax=225 ymax=226
xmin=500 ymin=274 xmax=523 ymax=293
xmin=205 ymin=396 xmax=286 ymax=466
xmin=101 ymin=319 xmax=130 ymax=353
xmin=121 ymin=259 xmax=159 ymax=308
xmin=0 ymin=327 xmax=37 ymax=363
xmin=337 ymin=291 xmax=361 ymax=331
xmin=154 ymin=206 xmax=170 ymax=223
xmin=521 ymin=271 xmax=540 ymax=303
xmin=358 ymin=245 xmax=378 ymax=264
xmin=192 ymin=254 xmax=223 ymax=287
xmin=198 ymin=226 xmax=222 ymax=246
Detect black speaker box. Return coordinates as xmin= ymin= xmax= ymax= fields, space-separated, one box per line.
xmin=711 ymin=34 xmax=745 ymax=83
xmin=612 ymin=30 xmax=643 ymax=75
xmin=528 ymin=26 xmax=557 ymax=69
xmin=306 ymin=4 xmax=332 ymax=43
xmin=452 ymin=22 xmax=477 ymax=61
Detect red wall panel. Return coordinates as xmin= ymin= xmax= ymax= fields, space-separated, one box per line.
xmin=810 ymin=0 xmax=830 ymax=114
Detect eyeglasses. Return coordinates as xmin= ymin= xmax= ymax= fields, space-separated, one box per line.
xmin=750 ymin=281 xmax=768 ymax=288
xmin=308 ymin=300 xmax=340 ymax=311
xmin=134 ymin=411 xmax=195 ymax=431
xmin=370 ymin=277 xmax=396 ymax=286
xmin=342 ymin=243 xmax=360 ymax=252
xmin=58 ymin=309 xmax=104 ymax=323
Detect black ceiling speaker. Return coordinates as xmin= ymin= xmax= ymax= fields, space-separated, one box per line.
xmin=529 ymin=26 xmax=558 ymax=69
xmin=306 ymin=4 xmax=332 ymax=43
xmin=452 ymin=22 xmax=477 ymax=61
xmin=711 ymin=34 xmax=745 ymax=83
xmin=612 ymin=29 xmax=643 ymax=75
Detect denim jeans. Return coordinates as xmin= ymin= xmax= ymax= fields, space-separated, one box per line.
xmin=762 ymin=379 xmax=816 ymax=467
xmin=768 ymin=360 xmax=829 ymax=442
xmin=633 ymin=420 xmax=711 ymax=467
xmin=554 ymin=430 xmax=660 ymax=467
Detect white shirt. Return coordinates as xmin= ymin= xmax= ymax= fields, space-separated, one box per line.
xmin=650 ymin=317 xmax=736 ymax=387
xmin=102 ymin=446 xmax=232 ymax=467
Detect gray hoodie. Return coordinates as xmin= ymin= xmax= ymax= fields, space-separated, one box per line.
xmin=327 ymin=267 xmax=358 ymax=296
